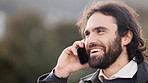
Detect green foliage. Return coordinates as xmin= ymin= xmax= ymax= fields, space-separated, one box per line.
xmin=0 ymin=10 xmax=90 ymax=83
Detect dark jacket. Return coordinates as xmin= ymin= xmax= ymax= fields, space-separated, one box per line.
xmin=37 ymin=61 xmax=148 ymax=83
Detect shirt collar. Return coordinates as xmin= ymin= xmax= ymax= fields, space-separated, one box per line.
xmin=98 ymin=60 xmax=138 ymax=82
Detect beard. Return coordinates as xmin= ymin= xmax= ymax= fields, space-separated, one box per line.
xmin=87 ymin=35 xmax=122 ymax=69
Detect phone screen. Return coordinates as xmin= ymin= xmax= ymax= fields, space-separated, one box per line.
xmin=77 ymin=47 xmax=89 ymax=64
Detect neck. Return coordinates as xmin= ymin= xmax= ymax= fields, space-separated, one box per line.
xmin=103 ymin=48 xmax=129 ymax=78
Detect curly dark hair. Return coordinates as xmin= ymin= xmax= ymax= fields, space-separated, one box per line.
xmin=77 ymin=1 xmax=146 ymax=63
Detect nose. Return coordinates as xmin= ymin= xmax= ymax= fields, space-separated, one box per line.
xmin=85 ymin=33 xmax=99 ymax=46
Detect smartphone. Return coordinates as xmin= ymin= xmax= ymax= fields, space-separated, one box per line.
xmin=77 ymin=47 xmax=89 ymax=64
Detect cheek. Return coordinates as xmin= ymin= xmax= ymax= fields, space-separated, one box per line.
xmin=99 ymin=38 xmax=111 ymax=46
xmin=84 ymin=39 xmax=87 ymax=47
xmin=102 ymin=38 xmax=117 ymax=52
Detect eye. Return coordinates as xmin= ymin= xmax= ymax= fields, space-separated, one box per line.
xmin=96 ymin=29 xmax=105 ymax=34
xmin=84 ymin=30 xmax=90 ymax=37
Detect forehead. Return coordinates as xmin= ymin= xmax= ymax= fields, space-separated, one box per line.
xmin=85 ymin=12 xmax=117 ymax=32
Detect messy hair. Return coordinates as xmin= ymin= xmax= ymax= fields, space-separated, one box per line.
xmin=77 ymin=1 xmax=146 ymax=63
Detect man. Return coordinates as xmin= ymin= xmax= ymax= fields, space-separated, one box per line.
xmin=38 ymin=1 xmax=148 ymax=83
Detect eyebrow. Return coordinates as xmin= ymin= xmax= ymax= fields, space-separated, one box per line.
xmin=84 ymin=26 xmax=108 ymax=36
xmin=84 ymin=26 xmax=108 ymax=33
xmin=92 ymin=26 xmax=108 ymax=31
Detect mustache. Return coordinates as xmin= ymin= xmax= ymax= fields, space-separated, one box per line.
xmin=86 ymin=42 xmax=106 ymax=50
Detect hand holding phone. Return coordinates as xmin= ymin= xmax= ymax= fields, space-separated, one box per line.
xmin=77 ymin=47 xmax=89 ymax=64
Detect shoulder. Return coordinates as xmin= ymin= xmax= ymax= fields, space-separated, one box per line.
xmin=137 ymin=61 xmax=148 ymax=83
xmin=138 ymin=61 xmax=148 ymax=71
xmin=137 ymin=61 xmax=148 ymax=74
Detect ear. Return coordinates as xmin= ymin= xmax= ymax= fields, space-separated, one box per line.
xmin=121 ymin=30 xmax=133 ymax=46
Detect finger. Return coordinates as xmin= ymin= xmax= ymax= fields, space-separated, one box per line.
xmin=71 ymin=46 xmax=78 ymax=56
xmin=73 ymin=41 xmax=84 ymax=48
xmin=64 ymin=41 xmax=85 ymax=56
xmin=64 ymin=46 xmax=77 ymax=56
xmin=63 ymin=46 xmax=73 ymax=55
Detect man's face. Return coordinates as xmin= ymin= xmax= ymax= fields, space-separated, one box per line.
xmin=84 ymin=12 xmax=123 ymax=69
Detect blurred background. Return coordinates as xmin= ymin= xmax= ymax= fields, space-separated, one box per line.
xmin=0 ymin=0 xmax=148 ymax=83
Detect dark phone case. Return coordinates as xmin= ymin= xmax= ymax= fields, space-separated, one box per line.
xmin=77 ymin=48 xmax=89 ymax=64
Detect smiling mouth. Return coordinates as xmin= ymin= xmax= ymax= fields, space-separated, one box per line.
xmin=90 ymin=48 xmax=104 ymax=56
xmin=91 ymin=49 xmax=103 ymax=53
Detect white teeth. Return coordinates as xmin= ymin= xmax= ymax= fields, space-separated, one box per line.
xmin=91 ymin=49 xmax=102 ymax=53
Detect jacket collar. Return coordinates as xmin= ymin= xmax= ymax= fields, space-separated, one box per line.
xmin=81 ymin=61 xmax=148 ymax=83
